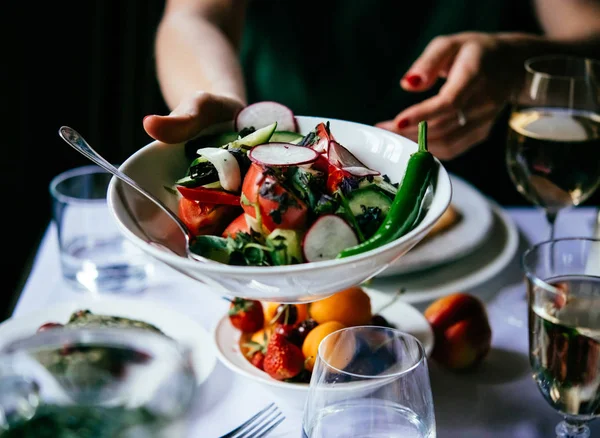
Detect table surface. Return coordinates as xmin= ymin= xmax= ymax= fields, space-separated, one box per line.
xmin=11 ymin=206 xmax=600 ymax=438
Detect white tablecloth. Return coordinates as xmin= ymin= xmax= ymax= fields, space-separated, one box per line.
xmin=12 ymin=207 xmax=600 ymax=438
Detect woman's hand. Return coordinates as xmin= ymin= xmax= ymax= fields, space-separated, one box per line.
xmin=143 ymin=91 xmax=245 ymax=144
xmin=377 ymin=32 xmax=526 ymax=160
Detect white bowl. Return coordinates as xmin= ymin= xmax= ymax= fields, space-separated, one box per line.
xmin=107 ymin=116 xmax=451 ymax=302
xmin=211 ymin=289 xmax=434 ymax=410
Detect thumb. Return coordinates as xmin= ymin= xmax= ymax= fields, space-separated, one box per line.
xmin=143 ymin=92 xmax=244 ymax=144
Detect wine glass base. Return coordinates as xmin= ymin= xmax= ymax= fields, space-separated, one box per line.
xmin=556 ymin=421 xmax=590 ymax=438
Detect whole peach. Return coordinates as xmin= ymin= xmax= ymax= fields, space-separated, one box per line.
xmin=424 ymin=293 xmax=492 ymax=371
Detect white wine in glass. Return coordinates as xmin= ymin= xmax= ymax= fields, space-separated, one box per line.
xmin=506 ymin=56 xmax=600 ymax=240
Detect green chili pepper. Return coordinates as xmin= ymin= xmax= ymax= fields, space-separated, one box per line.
xmin=337 ymin=121 xmax=436 ymax=259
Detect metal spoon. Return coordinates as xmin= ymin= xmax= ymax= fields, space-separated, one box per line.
xmin=58 ymin=126 xmax=213 ymax=263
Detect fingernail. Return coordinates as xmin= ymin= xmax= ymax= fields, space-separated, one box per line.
xmin=143 ymin=115 xmax=153 ymax=124
xmin=397 ymin=119 xmax=409 ymax=129
xmin=404 ymin=74 xmax=422 ymax=87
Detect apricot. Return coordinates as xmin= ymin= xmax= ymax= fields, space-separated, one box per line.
xmin=309 ymin=286 xmax=372 ymax=327
xmin=302 ymin=321 xmax=346 ymax=372
xmin=424 ymin=293 xmax=492 ymax=371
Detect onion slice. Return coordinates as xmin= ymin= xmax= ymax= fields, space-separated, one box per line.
xmin=196 ymin=147 xmax=241 ymax=192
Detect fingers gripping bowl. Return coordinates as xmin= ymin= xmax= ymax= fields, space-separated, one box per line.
xmin=107 ymin=111 xmax=451 ymax=302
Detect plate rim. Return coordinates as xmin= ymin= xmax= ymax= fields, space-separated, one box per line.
xmin=380 ymin=173 xmax=494 ymax=276
xmin=0 ymin=297 xmax=217 ymax=387
xmin=211 ymin=295 xmax=434 ymax=391
xmin=377 ymin=200 xmax=519 ymax=303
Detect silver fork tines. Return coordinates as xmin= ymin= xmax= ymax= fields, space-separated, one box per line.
xmin=220 ymin=403 xmax=285 ymax=438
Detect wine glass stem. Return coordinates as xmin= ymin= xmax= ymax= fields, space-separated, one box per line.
xmin=556 ymin=419 xmax=590 ymax=438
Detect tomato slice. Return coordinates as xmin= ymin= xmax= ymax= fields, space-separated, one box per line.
xmin=241 ymin=163 xmax=307 ymax=232
xmin=178 ymin=198 xmax=240 ymax=236
xmin=177 ymin=186 xmax=241 ymax=206
xmin=222 ymin=213 xmax=251 ymax=238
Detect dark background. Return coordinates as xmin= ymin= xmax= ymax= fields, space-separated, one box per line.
xmin=3 ymin=1 xmax=598 ymax=321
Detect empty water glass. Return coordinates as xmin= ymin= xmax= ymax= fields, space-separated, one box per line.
xmin=49 ymin=165 xmax=153 ymax=294
xmin=302 ymin=326 xmax=436 ymax=438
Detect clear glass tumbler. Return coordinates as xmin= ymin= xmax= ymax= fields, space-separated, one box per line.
xmin=0 ymin=326 xmax=197 ymax=437
xmin=302 ymin=326 xmax=436 ymax=438
xmin=49 ymin=165 xmax=153 ymax=293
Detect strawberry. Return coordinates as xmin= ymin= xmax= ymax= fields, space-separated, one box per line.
xmin=263 ymin=332 xmax=304 ymax=380
xmin=243 ymin=335 xmax=268 ymax=371
xmin=250 ymin=351 xmax=265 ymax=370
xmin=228 ymin=298 xmax=264 ymax=333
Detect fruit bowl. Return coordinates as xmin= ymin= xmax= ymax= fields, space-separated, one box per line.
xmin=211 ymin=287 xmax=434 ymax=409
xmin=107 ymin=116 xmax=451 ymax=302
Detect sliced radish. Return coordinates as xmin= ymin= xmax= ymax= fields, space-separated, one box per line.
xmin=303 ymin=215 xmax=359 ymax=262
xmin=342 ymin=166 xmax=380 ymax=177
xmin=196 ymin=147 xmax=241 ymax=192
xmin=327 ymin=140 xmax=380 ymax=176
xmin=235 ymin=101 xmax=297 ymax=132
xmin=248 ymin=143 xmax=319 ymax=167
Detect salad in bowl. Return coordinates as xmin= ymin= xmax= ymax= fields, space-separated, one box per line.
xmin=173 ymin=102 xmax=435 ymax=266
xmin=107 ymin=102 xmax=451 ymax=301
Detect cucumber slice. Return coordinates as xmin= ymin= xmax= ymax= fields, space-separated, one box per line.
xmin=347 ymin=187 xmax=393 ymax=216
xmin=230 ymin=122 xmax=277 ymax=149
xmin=270 ymin=131 xmax=303 ymax=144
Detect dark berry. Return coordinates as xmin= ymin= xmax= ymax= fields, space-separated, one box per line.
xmin=275 ymin=324 xmax=301 ymax=346
xmin=275 ymin=304 xmax=298 ymax=325
xmin=295 ymin=318 xmax=318 ymax=343
xmin=370 ymin=314 xmax=396 ymax=328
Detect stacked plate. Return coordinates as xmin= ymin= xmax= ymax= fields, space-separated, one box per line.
xmin=371 ymin=174 xmax=519 ymax=303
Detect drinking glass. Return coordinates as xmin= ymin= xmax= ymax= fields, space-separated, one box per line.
xmin=50 ymin=165 xmax=154 ymax=293
xmin=522 ymin=237 xmax=600 ymax=438
xmin=0 ymin=327 xmax=197 ymax=437
xmin=302 ymin=326 xmax=436 ymax=438
xmin=506 ymin=55 xmax=600 ymax=240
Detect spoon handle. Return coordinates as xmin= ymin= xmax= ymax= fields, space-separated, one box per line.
xmin=58 ymin=126 xmax=191 ymax=239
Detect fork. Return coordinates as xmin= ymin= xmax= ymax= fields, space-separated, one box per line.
xmin=219 ymin=402 xmax=285 ymax=438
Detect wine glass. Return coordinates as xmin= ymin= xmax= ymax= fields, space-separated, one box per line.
xmin=301 ymin=326 xmax=436 ymax=438
xmin=0 ymin=327 xmax=197 ymax=436
xmin=506 ymin=55 xmax=600 ymax=240
xmin=522 ymin=237 xmax=600 ymax=438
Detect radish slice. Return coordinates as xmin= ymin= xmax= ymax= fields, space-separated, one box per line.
xmin=303 ymin=215 xmax=359 ymax=262
xmin=342 ymin=166 xmax=380 ymax=177
xmin=235 ymin=101 xmax=297 ymax=132
xmin=248 ymin=143 xmax=319 ymax=167
xmin=328 ymin=140 xmax=380 ymax=176
xmin=196 ymin=147 xmax=241 ymax=192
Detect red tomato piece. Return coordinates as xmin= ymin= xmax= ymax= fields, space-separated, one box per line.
xmin=177 ymin=186 xmax=241 ymax=206
xmin=222 ymin=213 xmax=251 ymax=238
xmin=241 ymin=163 xmax=307 ymax=233
xmin=178 ymin=198 xmax=240 ymax=236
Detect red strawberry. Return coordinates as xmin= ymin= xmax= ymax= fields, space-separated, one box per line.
xmin=263 ymin=332 xmax=304 ymax=381
xmin=243 ymin=336 xmax=268 ymax=371
xmin=228 ymin=298 xmax=264 ymax=333
xmin=250 ymin=351 xmax=265 ymax=370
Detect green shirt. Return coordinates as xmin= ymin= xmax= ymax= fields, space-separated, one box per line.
xmin=240 ymin=0 xmax=550 ymax=205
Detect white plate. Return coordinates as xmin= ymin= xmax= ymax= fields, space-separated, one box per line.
xmin=212 ymin=288 xmax=434 ymax=407
xmin=368 ymin=201 xmax=519 ymax=304
xmin=0 ymin=297 xmax=217 ymax=387
xmin=380 ymin=174 xmax=494 ymax=276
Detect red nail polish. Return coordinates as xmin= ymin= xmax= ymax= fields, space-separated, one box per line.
xmin=405 ymin=75 xmax=422 ymax=87
xmin=397 ymin=119 xmax=409 ymax=129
